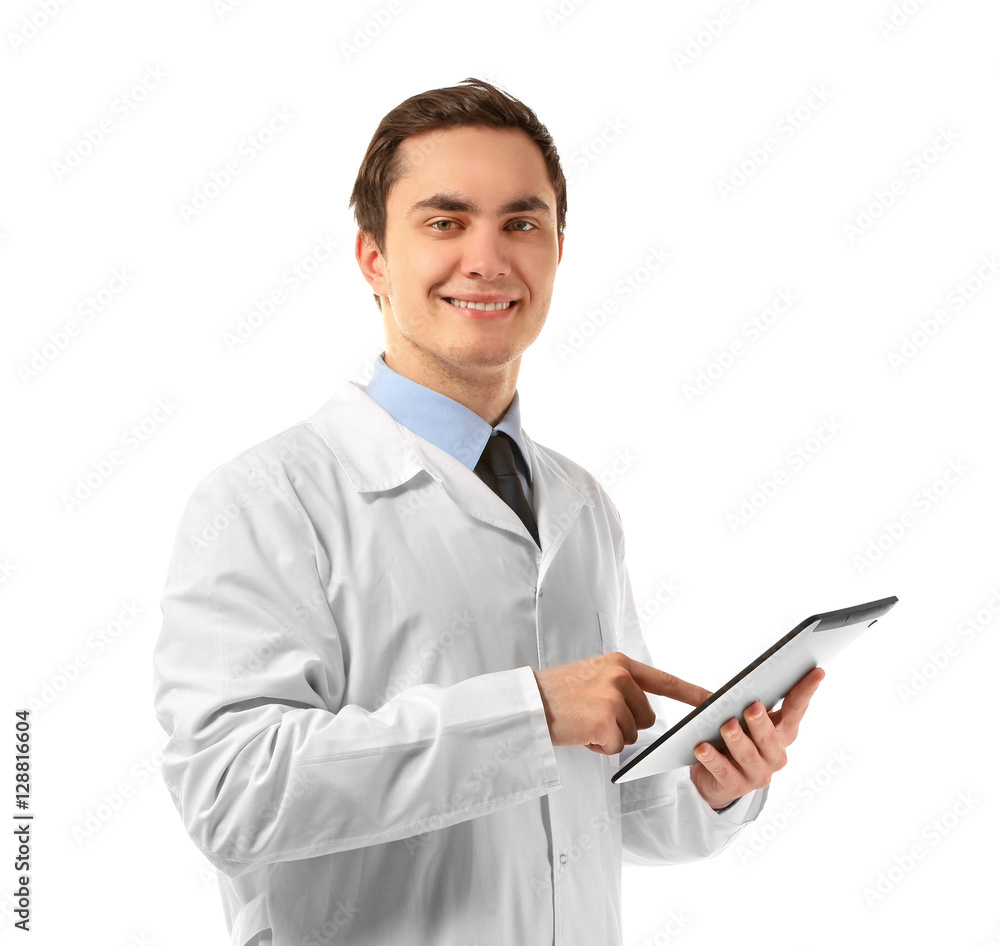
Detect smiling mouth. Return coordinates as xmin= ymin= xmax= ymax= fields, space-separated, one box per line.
xmin=443 ymin=297 xmax=517 ymax=312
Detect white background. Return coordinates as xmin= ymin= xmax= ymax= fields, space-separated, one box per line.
xmin=2 ymin=0 xmax=998 ymax=943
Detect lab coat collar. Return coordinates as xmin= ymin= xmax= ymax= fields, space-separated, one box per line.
xmin=307 ymin=380 xmax=428 ymax=493
xmin=363 ymin=351 xmax=533 ymax=481
xmin=306 ymin=380 xmax=595 ymax=558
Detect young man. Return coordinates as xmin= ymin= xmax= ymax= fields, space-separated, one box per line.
xmin=153 ymin=77 xmax=822 ymax=946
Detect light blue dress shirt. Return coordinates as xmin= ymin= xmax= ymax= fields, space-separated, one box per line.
xmin=363 ymin=351 xmax=534 ymax=507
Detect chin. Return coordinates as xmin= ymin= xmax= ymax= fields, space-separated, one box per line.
xmin=443 ymin=339 xmax=524 ymax=371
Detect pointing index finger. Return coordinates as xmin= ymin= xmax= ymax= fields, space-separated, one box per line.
xmin=624 ymin=655 xmax=712 ymax=707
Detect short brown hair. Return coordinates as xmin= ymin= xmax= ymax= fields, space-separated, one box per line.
xmin=349 ymin=77 xmax=567 ymax=309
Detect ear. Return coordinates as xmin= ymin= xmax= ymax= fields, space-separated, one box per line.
xmin=557 ymin=231 xmax=564 ymax=265
xmin=355 ymin=230 xmax=388 ymax=297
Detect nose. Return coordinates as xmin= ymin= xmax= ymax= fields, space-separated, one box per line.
xmin=460 ymin=227 xmax=511 ymax=281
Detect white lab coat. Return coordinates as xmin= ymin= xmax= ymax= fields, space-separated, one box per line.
xmin=153 ymin=379 xmax=763 ymax=946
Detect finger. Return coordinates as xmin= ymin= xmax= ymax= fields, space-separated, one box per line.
xmin=615 ymin=671 xmax=659 ymax=735
xmin=718 ymin=716 xmax=768 ymax=783
xmin=790 ymin=666 xmax=826 ymax=697
xmin=614 ymin=692 xmax=641 ymax=748
xmin=693 ymin=740 xmax=743 ymax=795
xmin=743 ymin=701 xmax=787 ymax=771
xmin=583 ymin=728 xmax=621 ymax=755
xmin=773 ymin=667 xmax=825 ymax=736
xmin=623 ymin=656 xmax=713 ymax=707
xmin=585 ymin=681 xmax=639 ymax=754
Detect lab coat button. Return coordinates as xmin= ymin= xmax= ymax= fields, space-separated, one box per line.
xmin=559 ymin=853 xmax=567 ymax=865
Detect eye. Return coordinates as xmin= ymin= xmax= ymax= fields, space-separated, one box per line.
xmin=430 ymin=220 xmax=457 ymax=231
xmin=508 ymin=219 xmax=537 ymax=232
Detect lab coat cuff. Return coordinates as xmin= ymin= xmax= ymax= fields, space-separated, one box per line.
xmin=514 ymin=665 xmax=563 ymax=792
xmin=710 ymin=785 xmax=768 ymax=824
xmin=683 ymin=768 xmax=768 ymax=826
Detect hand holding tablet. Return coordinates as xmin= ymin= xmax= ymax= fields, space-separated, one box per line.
xmin=687 ymin=665 xmax=826 ymax=811
xmin=611 ymin=596 xmax=899 ymax=787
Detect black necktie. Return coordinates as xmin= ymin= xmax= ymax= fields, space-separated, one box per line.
xmin=474 ymin=432 xmax=540 ymax=547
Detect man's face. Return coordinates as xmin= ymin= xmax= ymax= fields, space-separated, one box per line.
xmin=360 ymin=125 xmax=563 ymax=380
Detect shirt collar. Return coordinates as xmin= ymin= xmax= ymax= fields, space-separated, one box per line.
xmin=362 ymin=352 xmax=532 ymax=482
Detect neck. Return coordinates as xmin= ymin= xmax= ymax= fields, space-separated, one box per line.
xmin=383 ymin=345 xmax=520 ymax=427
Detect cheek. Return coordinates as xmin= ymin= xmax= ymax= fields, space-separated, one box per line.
xmin=397 ymin=252 xmax=454 ymax=299
xmin=524 ymin=273 xmax=555 ymax=309
xmin=520 ymin=248 xmax=559 ymax=290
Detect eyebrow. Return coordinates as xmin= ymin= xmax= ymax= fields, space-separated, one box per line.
xmin=405 ymin=191 xmax=553 ymax=220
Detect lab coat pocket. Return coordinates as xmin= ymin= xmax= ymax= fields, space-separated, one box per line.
xmin=597 ymin=611 xmax=621 ymax=768
xmin=597 ymin=610 xmax=619 ymax=654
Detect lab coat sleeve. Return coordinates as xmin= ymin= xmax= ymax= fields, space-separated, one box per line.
xmin=152 ymin=453 xmax=562 ymax=879
xmin=608 ymin=523 xmax=766 ymax=866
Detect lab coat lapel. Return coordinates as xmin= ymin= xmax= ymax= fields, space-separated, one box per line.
xmin=310 ymin=382 xmax=530 ymax=546
xmin=399 ymin=419 xmax=596 ymax=571
xmin=406 ymin=428 xmax=539 ymax=548
xmin=522 ymin=431 xmax=595 ymax=579
xmin=310 ymin=381 xmax=595 ymax=570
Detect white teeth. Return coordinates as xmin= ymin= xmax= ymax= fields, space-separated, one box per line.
xmin=446 ymin=298 xmax=513 ymax=311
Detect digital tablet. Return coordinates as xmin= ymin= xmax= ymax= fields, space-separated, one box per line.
xmin=611 ymin=595 xmax=898 ymax=783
